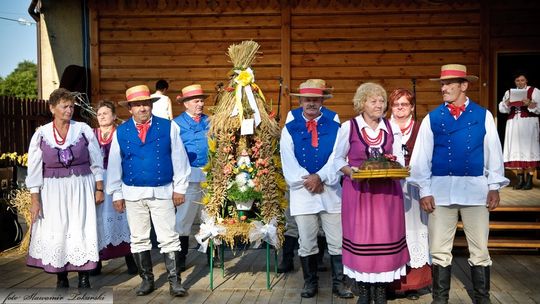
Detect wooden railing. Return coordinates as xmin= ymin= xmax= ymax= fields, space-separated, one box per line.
xmin=0 ymin=96 xmax=51 ymax=154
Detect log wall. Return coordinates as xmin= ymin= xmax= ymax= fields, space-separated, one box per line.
xmin=88 ymin=0 xmax=540 ymax=123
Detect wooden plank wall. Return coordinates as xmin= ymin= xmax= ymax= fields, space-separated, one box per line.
xmin=89 ymin=1 xmax=283 ymax=120
xmin=89 ymin=0 xmax=484 ymax=122
xmin=289 ymin=2 xmax=481 ymax=122
xmin=487 ymin=0 xmax=540 ymax=105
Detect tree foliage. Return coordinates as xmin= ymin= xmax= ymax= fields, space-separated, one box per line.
xmin=0 ymin=61 xmax=37 ymax=99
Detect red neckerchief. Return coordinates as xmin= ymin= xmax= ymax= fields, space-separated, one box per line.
xmin=306 ymin=120 xmax=318 ymax=148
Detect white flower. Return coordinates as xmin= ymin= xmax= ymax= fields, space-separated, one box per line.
xmin=247 ymin=179 xmax=255 ymax=188
xmin=235 ymin=172 xmax=249 ymax=186
xmin=239 ymin=185 xmax=248 ymax=192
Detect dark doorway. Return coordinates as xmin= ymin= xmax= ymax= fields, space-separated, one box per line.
xmin=496 ymin=53 xmax=540 ymax=144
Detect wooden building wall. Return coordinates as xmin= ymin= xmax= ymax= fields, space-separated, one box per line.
xmin=87 ymin=0 xmax=539 ymax=122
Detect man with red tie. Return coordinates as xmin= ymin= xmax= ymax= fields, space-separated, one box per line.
xmin=172 ymin=84 xmax=210 ymax=270
xmin=409 ymin=64 xmax=509 ymax=304
xmin=107 ymin=85 xmax=191 ymax=297
xmin=280 ymin=79 xmax=352 ymax=299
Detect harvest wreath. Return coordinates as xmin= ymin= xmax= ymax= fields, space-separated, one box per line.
xmin=195 ymin=41 xmax=287 ymax=252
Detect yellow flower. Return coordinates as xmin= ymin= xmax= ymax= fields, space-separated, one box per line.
xmin=235 ymin=70 xmax=253 ymax=86
xmin=240 ymin=164 xmax=247 ymax=170
xmin=208 ymin=138 xmax=216 ymax=153
xmin=248 ymin=167 xmax=254 ymax=173
xmin=202 ymin=194 xmax=210 ymax=205
xmin=200 ymin=181 xmax=209 ymax=189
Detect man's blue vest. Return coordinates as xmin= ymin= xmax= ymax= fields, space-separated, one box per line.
xmin=429 ymin=101 xmax=486 ymax=176
xmin=117 ymin=116 xmax=173 ymax=186
xmin=285 ymin=109 xmax=340 ymax=174
xmin=173 ymin=112 xmax=209 ymax=168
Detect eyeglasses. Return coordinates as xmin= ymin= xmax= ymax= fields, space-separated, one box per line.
xmin=392 ymin=102 xmax=411 ymax=108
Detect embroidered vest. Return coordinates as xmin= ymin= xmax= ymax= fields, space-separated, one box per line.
xmin=430 ymin=101 xmax=486 ymax=176
xmin=173 ymin=112 xmax=209 ymax=168
xmin=117 ymin=116 xmax=173 ymax=186
xmin=285 ymin=110 xmax=340 ymax=174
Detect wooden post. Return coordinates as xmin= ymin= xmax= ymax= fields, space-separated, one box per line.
xmin=280 ymin=1 xmax=291 ymax=126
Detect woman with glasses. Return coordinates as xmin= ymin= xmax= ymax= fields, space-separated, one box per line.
xmin=388 ymin=88 xmax=431 ymax=300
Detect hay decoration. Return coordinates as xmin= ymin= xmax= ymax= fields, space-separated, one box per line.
xmin=201 ymin=40 xmax=286 ymax=250
xmin=2 ymin=189 xmax=32 ymax=256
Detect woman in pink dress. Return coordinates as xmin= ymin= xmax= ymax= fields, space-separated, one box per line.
xmin=333 ymin=83 xmax=409 ymax=304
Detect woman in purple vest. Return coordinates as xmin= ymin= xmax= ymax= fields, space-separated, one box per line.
xmin=26 ymin=88 xmax=104 ymax=288
xmin=91 ymin=101 xmax=137 ymax=275
xmin=333 ymin=83 xmax=409 ymax=304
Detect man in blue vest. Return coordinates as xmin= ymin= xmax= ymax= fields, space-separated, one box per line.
xmin=173 ymin=84 xmax=210 ymax=271
xmin=410 ymin=65 xmax=509 ymax=304
xmin=107 ymin=85 xmax=191 ymax=297
xmin=280 ymin=79 xmax=352 ymax=299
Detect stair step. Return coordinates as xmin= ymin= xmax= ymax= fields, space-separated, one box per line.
xmin=454 ymin=237 xmax=540 ymax=249
xmin=492 ymin=206 xmax=540 ymax=212
xmin=457 ymin=221 xmax=540 ymax=230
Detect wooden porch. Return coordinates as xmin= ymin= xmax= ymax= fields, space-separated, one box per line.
xmin=0 ymin=179 xmax=538 ymax=303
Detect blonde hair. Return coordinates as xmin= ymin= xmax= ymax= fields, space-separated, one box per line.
xmin=352 ymin=83 xmax=387 ymax=113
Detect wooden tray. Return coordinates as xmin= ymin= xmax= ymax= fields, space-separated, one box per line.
xmin=351 ymin=167 xmax=410 ymax=179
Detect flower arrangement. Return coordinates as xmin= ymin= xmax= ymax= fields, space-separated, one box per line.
xmin=198 ymin=41 xmax=287 ymax=249
xmin=0 ymin=152 xmax=28 ymax=167
xmin=227 ymin=150 xmax=262 ymax=204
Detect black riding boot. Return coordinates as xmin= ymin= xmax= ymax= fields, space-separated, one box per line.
xmin=125 ymin=253 xmax=138 ymax=275
xmin=179 ymin=236 xmax=189 ymax=271
xmin=330 ymin=255 xmax=354 ymax=298
xmin=471 ymin=266 xmax=491 ymax=304
xmin=300 ymin=254 xmax=318 ymax=298
xmin=373 ymin=283 xmax=387 ymax=304
xmin=432 ymin=265 xmax=451 ymax=304
xmin=56 ymin=271 xmax=69 ymax=288
xmin=317 ymin=236 xmax=328 ymax=272
xmin=132 ymin=251 xmax=155 ymax=296
xmin=356 ymin=282 xmax=371 ymax=304
xmin=163 ymin=251 xmax=187 ymax=297
xmin=513 ymin=173 xmax=525 ymax=189
xmin=78 ymin=271 xmax=91 ymax=288
xmin=277 ymin=235 xmax=297 ymax=273
xmin=523 ymin=173 xmax=534 ymax=190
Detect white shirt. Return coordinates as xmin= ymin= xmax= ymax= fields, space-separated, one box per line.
xmin=151 ymin=92 xmax=173 ymax=120
xmin=26 ymin=121 xmax=104 ymax=193
xmin=408 ymin=100 xmax=509 ymax=206
xmin=280 ymin=112 xmax=342 ymax=216
xmin=333 ymin=116 xmax=405 ymax=173
xmin=498 ymin=85 xmax=540 ymax=115
xmin=106 ymin=119 xmax=191 ymax=201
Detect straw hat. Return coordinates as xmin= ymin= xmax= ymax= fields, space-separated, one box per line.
xmin=176 ymin=84 xmax=209 ymax=102
xmin=118 ymin=85 xmax=160 ymax=107
xmin=430 ymin=64 xmax=478 ymax=82
xmin=290 ymin=79 xmax=333 ymax=99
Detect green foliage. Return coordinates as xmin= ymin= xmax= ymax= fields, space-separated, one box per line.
xmin=0 ymin=61 xmax=37 ymax=99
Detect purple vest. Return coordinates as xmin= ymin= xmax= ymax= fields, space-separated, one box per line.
xmin=94 ymin=129 xmax=112 ymax=169
xmin=40 ymin=133 xmax=92 ymax=178
xmin=347 ymin=118 xmax=395 ymax=166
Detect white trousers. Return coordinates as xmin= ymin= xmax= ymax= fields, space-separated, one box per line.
xmin=295 ymin=212 xmax=342 ymax=257
xmin=175 ymin=182 xmax=203 ymax=236
xmin=429 ymin=205 xmax=491 ymax=267
xmin=125 ymin=197 xmax=180 ymax=254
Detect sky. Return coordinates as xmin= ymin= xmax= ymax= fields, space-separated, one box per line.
xmin=0 ymin=1 xmax=37 ymax=78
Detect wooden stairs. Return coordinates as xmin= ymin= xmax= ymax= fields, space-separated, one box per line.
xmin=455 ymin=206 xmax=540 ymax=249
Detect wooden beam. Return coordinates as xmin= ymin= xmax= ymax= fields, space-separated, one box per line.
xmin=89 ymin=3 xmax=101 ymax=104
xmin=479 ymin=0 xmax=490 ymax=110
xmin=280 ymin=1 xmax=291 ymax=125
